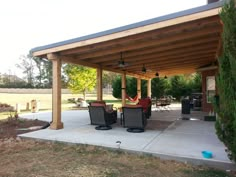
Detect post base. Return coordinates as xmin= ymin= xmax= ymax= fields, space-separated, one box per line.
xmin=50 ymin=122 xmax=64 ymax=130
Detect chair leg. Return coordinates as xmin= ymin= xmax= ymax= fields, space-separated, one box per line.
xmin=127 ymin=128 xmax=144 ymax=133
xmin=95 ymin=125 xmax=112 ymax=130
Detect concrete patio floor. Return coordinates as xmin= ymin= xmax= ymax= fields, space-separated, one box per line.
xmin=19 ymin=104 xmax=235 ymax=170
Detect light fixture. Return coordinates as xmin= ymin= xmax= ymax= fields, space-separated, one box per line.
xmin=142 ymin=64 xmax=146 ymax=73
xmin=155 ymin=72 xmax=159 ymax=77
xmin=118 ymin=60 xmax=125 ymax=67
xmin=164 ymin=75 xmax=167 ymax=79
xmin=118 ymin=52 xmax=128 ymax=68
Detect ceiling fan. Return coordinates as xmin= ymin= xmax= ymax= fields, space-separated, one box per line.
xmin=117 ymin=52 xmax=129 ymax=68
xmin=141 ymin=64 xmax=152 ymax=74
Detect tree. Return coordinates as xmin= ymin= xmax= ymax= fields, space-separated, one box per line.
xmin=102 ymin=71 xmax=119 ymax=88
xmin=31 ymin=56 xmax=43 ymax=87
xmin=42 ymin=59 xmax=53 ymax=88
xmin=188 ymin=73 xmax=202 ymax=93
xmin=213 ymin=0 xmax=236 ymax=161
xmin=64 ymin=64 xmax=96 ymax=100
xmin=31 ymin=55 xmax=53 ymax=88
xmin=112 ymin=76 xmax=122 ymax=99
xmin=16 ymin=54 xmax=35 ymax=87
xmin=168 ymin=75 xmax=189 ymax=101
xmin=151 ymin=77 xmax=169 ymax=99
xmin=16 ymin=53 xmax=54 ymax=88
xmin=112 ymin=76 xmax=138 ymax=99
xmin=112 ymin=76 xmax=149 ymax=99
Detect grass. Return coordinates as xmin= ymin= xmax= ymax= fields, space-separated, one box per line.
xmin=0 ymin=112 xmax=12 ymax=120
xmin=0 ymin=93 xmax=120 ymax=120
xmin=0 ymin=140 xmax=234 ymax=177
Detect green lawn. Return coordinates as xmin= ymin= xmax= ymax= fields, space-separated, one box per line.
xmin=0 ymin=93 xmax=121 ymax=120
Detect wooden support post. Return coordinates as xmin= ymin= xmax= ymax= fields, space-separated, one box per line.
xmin=121 ymin=72 xmax=126 ymax=106
xmin=147 ymin=79 xmax=152 ymax=98
xmin=97 ymin=67 xmax=103 ymax=101
xmin=47 ymin=53 xmax=63 ymax=130
xmin=137 ymin=78 xmax=141 ymax=99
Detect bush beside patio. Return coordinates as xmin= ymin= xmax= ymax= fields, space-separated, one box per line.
xmin=214 ymin=0 xmax=236 ymax=162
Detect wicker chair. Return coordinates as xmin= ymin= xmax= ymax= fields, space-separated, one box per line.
xmin=88 ymin=105 xmax=117 ymax=130
xmin=121 ymin=106 xmax=147 ymax=133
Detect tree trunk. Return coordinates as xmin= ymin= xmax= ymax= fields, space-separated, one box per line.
xmin=83 ymin=90 xmax=86 ymax=100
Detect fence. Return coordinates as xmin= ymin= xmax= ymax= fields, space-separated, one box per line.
xmin=0 ymin=88 xmax=113 ymax=94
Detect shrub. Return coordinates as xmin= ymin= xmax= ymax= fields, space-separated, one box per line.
xmin=112 ymin=76 xmax=147 ymax=99
xmin=0 ymin=103 xmax=14 ymax=112
xmin=214 ymin=0 xmax=236 ymax=161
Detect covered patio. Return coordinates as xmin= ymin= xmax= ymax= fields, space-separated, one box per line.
xmin=31 ymin=1 xmax=224 ymax=130
xmin=19 ymin=104 xmax=235 ymax=170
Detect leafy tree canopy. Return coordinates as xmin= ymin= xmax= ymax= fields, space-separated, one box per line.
xmin=64 ymin=64 xmax=96 ymax=100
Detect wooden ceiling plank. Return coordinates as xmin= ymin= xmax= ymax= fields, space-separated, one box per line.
xmin=125 ymin=55 xmax=214 ymax=71
xmin=104 ymin=45 xmax=217 ymax=68
xmin=129 ymin=58 xmax=213 ymax=72
xmin=89 ymin=35 xmax=219 ymax=63
xmin=74 ymin=25 xmax=221 ymax=60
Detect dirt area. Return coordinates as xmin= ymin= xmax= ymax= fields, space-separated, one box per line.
xmin=0 ymin=117 xmax=49 ymax=139
xmin=0 ymin=140 xmax=234 ymax=177
xmin=0 ymin=118 xmax=235 ymax=177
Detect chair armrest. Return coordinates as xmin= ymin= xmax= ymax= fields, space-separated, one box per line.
xmin=120 ymin=112 xmax=124 ymax=126
xmin=112 ymin=107 xmax=118 ymax=111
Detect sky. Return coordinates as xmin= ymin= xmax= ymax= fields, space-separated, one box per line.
xmin=0 ymin=0 xmax=207 ymax=77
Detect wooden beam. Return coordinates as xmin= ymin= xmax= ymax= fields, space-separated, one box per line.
xmin=160 ymin=69 xmax=196 ymax=76
xmin=97 ymin=67 xmax=103 ymax=101
xmin=75 ymin=25 xmax=221 ymax=60
xmin=60 ymin=16 xmax=220 ymax=56
xmin=122 ymin=72 xmax=126 ymax=106
xmin=61 ymin=56 xmax=99 ymax=69
xmin=147 ymin=79 xmax=151 ymax=97
xmin=33 ymin=8 xmax=221 ymax=57
xmin=133 ymin=61 xmax=212 ymax=75
xmin=61 ymin=55 xmax=151 ymax=80
xmin=48 ymin=53 xmax=63 ymax=130
xmin=142 ymin=67 xmax=197 ymax=77
xmin=137 ymin=78 xmax=141 ymax=99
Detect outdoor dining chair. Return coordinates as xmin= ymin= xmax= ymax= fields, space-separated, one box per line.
xmin=88 ymin=105 xmax=117 ymax=130
xmin=122 ymin=106 xmax=147 ymax=133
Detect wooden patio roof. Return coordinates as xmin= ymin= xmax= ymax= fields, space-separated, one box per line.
xmin=31 ymin=1 xmax=223 ymax=79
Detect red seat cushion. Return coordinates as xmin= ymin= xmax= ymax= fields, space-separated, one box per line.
xmin=90 ymin=102 xmax=106 ymax=107
xmin=90 ymin=102 xmax=114 ymax=113
xmin=137 ymin=98 xmax=151 ymax=112
xmin=124 ymin=104 xmax=142 ymax=108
